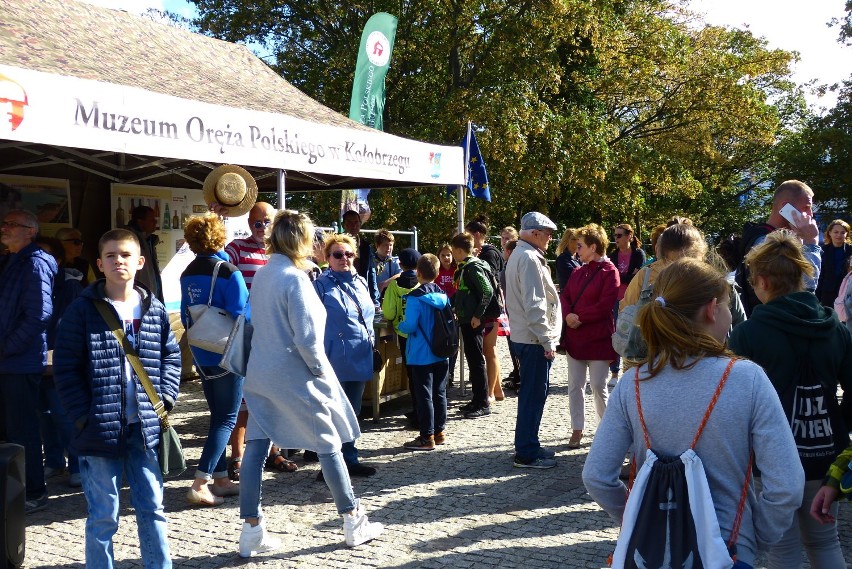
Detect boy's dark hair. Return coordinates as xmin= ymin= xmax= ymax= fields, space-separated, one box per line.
xmin=98 ymin=228 xmax=141 ymax=256
xmin=417 ymin=254 xmax=440 ymax=282
xmin=130 ymin=205 xmax=154 ymax=222
xmin=374 ymin=228 xmax=394 ymax=246
xmin=450 ymin=232 xmax=475 ymax=254
xmin=464 ymin=215 xmax=489 ymax=235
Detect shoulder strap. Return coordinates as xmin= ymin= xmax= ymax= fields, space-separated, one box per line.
xmin=94 ymin=300 xmax=169 ymax=427
xmin=568 ymin=264 xmax=603 ymax=312
xmin=327 ymin=274 xmax=374 ymax=345
xmin=641 ymin=265 xmax=652 ymax=289
xmin=206 ymin=261 xmax=224 ymax=307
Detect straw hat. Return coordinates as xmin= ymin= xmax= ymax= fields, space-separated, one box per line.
xmin=202 ymin=164 xmax=258 ymax=218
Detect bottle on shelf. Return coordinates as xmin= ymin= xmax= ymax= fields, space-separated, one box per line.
xmin=163 ymin=203 xmax=171 ymax=230
xmin=115 ymin=197 xmax=125 ymax=228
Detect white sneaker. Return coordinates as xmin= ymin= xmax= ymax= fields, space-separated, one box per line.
xmin=343 ymin=500 xmax=384 ymax=547
xmin=239 ymin=520 xmax=281 ymax=558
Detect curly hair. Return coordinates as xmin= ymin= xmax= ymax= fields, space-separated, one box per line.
xmin=576 ymin=223 xmax=609 ymax=255
xmin=183 ymin=213 xmax=226 ymax=254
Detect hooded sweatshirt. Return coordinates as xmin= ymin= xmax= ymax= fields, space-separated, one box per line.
xmin=729 ymin=291 xmax=852 ymax=479
xmin=397 ymin=282 xmax=450 ymax=365
xmin=381 ymin=269 xmax=420 ymax=337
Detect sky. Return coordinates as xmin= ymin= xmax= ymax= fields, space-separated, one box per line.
xmin=82 ymin=0 xmax=851 ymax=110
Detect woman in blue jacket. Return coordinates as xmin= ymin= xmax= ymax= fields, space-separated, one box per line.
xmin=180 ymin=213 xmax=248 ymax=506
xmin=314 ymin=233 xmax=377 ymax=477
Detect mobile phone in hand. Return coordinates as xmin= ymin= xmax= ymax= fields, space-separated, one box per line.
xmin=779 ymin=202 xmax=801 ymax=226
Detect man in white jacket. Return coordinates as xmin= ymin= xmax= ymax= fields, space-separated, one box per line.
xmin=504 ymin=212 xmax=561 ymax=469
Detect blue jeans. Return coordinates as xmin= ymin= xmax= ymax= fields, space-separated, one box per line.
xmin=240 ymin=439 xmax=356 ymax=517
xmin=0 ymin=373 xmax=46 ymax=499
xmin=409 ymin=361 xmax=449 ymax=437
xmin=39 ymin=378 xmax=78 ymax=474
xmin=79 ymin=422 xmax=171 ymax=569
xmin=340 ymin=381 xmax=365 ymax=465
xmin=512 ymin=342 xmax=552 ymax=462
xmin=196 ymin=366 xmax=243 ymax=479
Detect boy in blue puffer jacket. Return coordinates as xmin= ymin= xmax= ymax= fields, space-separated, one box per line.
xmin=398 ymin=254 xmax=451 ymax=450
xmin=54 ymin=228 xmax=181 ymax=569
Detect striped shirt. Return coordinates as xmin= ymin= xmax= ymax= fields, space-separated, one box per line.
xmin=224 ymin=238 xmax=267 ymax=289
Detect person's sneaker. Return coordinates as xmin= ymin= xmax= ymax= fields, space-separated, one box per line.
xmin=68 ymin=472 xmax=82 ymax=488
xmin=403 ymin=435 xmax=435 ymax=451
xmin=303 ymin=450 xmax=319 ymax=463
xmin=433 ymin=431 xmax=446 ymax=445
xmin=343 ymin=500 xmax=384 ymax=547
xmin=44 ymin=466 xmax=64 ymax=479
xmin=347 ymin=462 xmax=377 ymax=477
xmin=537 ymin=447 xmax=556 ymax=459
xmin=25 ymin=494 xmax=48 ymax=514
xmin=464 ymin=406 xmax=491 ymax=419
xmin=239 ymin=520 xmax=281 ymax=558
xmin=513 ymin=456 xmax=557 ymax=469
xmin=459 ymin=401 xmax=477 ymax=413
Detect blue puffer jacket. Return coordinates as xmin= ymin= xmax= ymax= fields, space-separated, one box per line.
xmin=398 ymin=283 xmax=450 ymax=365
xmin=0 ymin=241 xmax=58 ymax=373
xmin=180 ymin=251 xmax=248 ymax=367
xmin=314 ymin=269 xmax=375 ymax=383
xmin=53 ymin=281 xmax=182 ymax=457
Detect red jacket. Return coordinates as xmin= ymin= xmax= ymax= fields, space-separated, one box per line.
xmin=559 ymin=259 xmax=619 ymax=361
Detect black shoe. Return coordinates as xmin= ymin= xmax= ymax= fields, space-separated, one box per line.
xmin=347 ymin=463 xmax=377 ymax=477
xmin=464 ymin=406 xmax=491 ymax=419
xmin=25 ymin=494 xmax=48 ymax=514
xmin=303 ymin=450 xmax=319 ymax=463
xmin=460 ymin=401 xmax=477 ymax=413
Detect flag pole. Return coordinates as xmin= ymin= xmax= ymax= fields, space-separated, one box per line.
xmin=457 ymin=120 xmax=471 ymax=396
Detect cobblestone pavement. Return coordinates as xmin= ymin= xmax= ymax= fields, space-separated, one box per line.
xmin=24 ymin=342 xmax=852 ymax=568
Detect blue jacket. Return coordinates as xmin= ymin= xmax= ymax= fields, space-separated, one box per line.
xmin=53 ymin=281 xmax=182 ymax=457
xmin=398 ymin=283 xmax=450 ymax=365
xmin=179 ymin=251 xmax=248 ymax=367
xmin=0 ymin=241 xmax=58 ymax=373
xmin=314 ymin=269 xmax=375 ymax=383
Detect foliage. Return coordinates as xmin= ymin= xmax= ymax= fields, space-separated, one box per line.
xmin=186 ymin=0 xmax=804 ymax=252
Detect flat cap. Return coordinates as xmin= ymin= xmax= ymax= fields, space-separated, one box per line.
xmin=520 ymin=211 xmax=557 ymax=231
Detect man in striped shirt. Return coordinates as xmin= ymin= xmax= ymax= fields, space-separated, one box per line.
xmin=225 ymin=202 xmax=275 ymax=290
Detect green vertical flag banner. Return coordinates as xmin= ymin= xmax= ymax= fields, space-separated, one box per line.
xmin=342 ymin=12 xmax=398 ymax=220
xmin=349 ymin=12 xmax=397 ymax=130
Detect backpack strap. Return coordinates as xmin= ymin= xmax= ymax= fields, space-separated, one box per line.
xmin=690 ymin=358 xmax=736 ymax=448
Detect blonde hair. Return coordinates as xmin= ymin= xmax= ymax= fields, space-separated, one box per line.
xmin=744 ymin=229 xmax=814 ymax=300
xmin=323 ymin=233 xmax=357 ymax=259
xmin=576 ymin=223 xmax=608 ymax=255
xmin=184 ymin=213 xmax=226 ymax=254
xmin=637 ymin=258 xmax=731 ymax=377
xmin=824 ymin=219 xmax=851 ymax=246
xmin=267 ymin=210 xmax=314 ymax=270
xmin=555 ymin=228 xmax=578 ymax=255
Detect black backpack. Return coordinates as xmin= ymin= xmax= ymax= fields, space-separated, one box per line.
xmin=422 ymin=302 xmax=459 ymax=358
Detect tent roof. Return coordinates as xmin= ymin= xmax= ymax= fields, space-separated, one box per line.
xmin=0 ymin=0 xmax=462 ymax=192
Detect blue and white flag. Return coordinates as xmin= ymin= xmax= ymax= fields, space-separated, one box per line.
xmin=462 ymin=130 xmax=490 ymax=202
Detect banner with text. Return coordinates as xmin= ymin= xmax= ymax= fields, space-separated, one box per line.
xmin=0 ymin=64 xmax=463 ymax=186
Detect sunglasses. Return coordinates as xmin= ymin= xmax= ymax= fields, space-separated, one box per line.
xmin=331 ymin=250 xmax=355 ymax=260
xmin=252 ymin=220 xmax=271 ymax=229
xmin=1 ymin=220 xmax=34 ymax=229
xmin=614 ymin=233 xmax=626 ymax=238
xmin=62 ymin=238 xmax=84 ymax=245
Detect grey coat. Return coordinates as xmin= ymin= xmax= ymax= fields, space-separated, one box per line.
xmin=243 ymin=254 xmax=359 ymax=453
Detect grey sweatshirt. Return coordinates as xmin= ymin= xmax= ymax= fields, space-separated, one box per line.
xmin=582 ymin=357 xmax=804 ymax=566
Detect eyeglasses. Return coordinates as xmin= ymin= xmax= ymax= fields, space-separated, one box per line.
xmin=1 ymin=220 xmax=34 ymax=229
xmin=62 ymin=238 xmax=84 ymax=245
xmin=252 ymin=220 xmax=271 ymax=229
xmin=331 ymin=250 xmax=356 ymax=260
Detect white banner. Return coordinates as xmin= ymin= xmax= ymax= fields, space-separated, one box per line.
xmin=0 ymin=64 xmax=465 ymax=186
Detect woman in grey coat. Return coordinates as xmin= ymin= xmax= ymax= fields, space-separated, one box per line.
xmin=237 ymin=210 xmax=384 ymax=558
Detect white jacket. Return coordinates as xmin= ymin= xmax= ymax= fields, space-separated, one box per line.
xmin=504 ymin=239 xmax=561 ymax=352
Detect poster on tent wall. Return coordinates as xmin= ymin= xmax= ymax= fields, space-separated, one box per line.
xmin=111 ymin=183 xmax=249 ymax=312
xmin=0 ymin=174 xmax=71 ymax=236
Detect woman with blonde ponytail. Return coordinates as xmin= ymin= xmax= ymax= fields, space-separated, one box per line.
xmin=583 ymin=258 xmax=804 ymax=568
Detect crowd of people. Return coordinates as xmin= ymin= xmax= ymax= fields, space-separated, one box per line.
xmin=1 ymin=176 xmax=851 ymax=568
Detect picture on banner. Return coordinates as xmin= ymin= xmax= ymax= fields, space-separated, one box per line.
xmin=0 ymin=174 xmax=71 ymax=235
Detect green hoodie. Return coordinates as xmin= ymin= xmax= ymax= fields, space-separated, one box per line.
xmin=729 ymin=291 xmax=852 ymax=479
